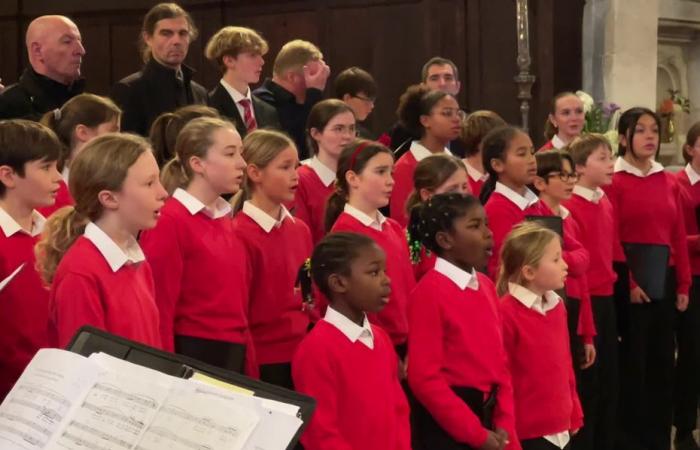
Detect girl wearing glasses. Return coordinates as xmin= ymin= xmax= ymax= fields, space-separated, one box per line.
xmin=390 ymin=84 xmax=465 ymax=227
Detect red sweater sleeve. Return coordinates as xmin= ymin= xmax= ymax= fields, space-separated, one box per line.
xmin=292 ymin=183 xmax=312 ymax=233
xmin=51 ymin=273 xmax=105 ymax=349
xmin=293 ymin=343 xmax=355 ymax=450
xmin=568 ymin=341 xmax=584 ymax=430
xmin=140 ymin=214 xmax=183 ymax=352
xmin=672 ymin=179 xmax=692 ymax=295
xmin=407 ymin=285 xmax=490 ymax=447
xmin=485 ymin=201 xmax=522 ymax=280
xmin=390 ymin=159 xmax=414 ymax=228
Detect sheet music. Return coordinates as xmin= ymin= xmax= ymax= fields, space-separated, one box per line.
xmin=134 ymin=391 xmax=259 ymax=450
xmin=0 ymin=349 xmax=101 ymax=450
xmin=47 ymin=371 xmax=170 ymax=450
xmin=0 ymin=263 xmax=24 ymax=293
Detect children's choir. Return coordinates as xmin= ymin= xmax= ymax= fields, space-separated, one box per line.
xmin=1 ymin=15 xmax=700 ymax=448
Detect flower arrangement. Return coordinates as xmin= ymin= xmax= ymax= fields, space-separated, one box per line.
xmin=576 ymin=90 xmax=621 ymax=150
xmin=659 ymin=89 xmax=690 ymax=115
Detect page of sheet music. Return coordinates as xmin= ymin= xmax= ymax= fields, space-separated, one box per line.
xmin=134 ymin=390 xmax=259 ymax=450
xmin=47 ymin=370 xmax=171 ymax=450
xmin=0 ymin=349 xmax=101 ymax=450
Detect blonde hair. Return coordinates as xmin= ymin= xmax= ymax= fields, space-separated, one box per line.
xmin=161 ymin=117 xmax=238 ymax=195
xmin=496 ymin=222 xmax=560 ymax=296
xmin=205 ymin=26 xmax=269 ymax=74
xmin=36 ymin=133 xmax=152 ymax=284
xmin=231 ymin=129 xmax=296 ymax=213
xmin=273 ymin=39 xmax=322 ymax=76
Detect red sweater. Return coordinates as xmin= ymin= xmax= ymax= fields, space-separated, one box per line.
xmin=49 ymin=236 xmax=162 ymax=349
xmin=408 ymin=270 xmax=519 ymax=449
xmin=606 ymin=170 xmax=691 ymax=295
xmin=563 ymin=190 xmax=617 ymax=296
xmin=469 ymin=178 xmax=485 ymax=200
xmin=293 ymin=321 xmax=411 ymax=450
xmin=292 ymin=164 xmax=334 ymax=245
xmin=390 ymin=151 xmax=418 ymax=227
xmin=139 ymin=198 xmax=250 ymax=353
xmin=0 ymin=228 xmax=49 ymax=400
xmin=676 ymin=169 xmax=700 ymax=275
xmin=232 ymin=212 xmax=312 ymax=364
xmin=500 ymin=293 xmax=583 ymax=440
xmin=331 ymin=212 xmax=415 ymax=345
xmin=537 ymin=140 xmax=555 ymax=153
xmin=37 ymin=179 xmax=74 ymax=217
xmin=484 ymin=192 xmax=538 ymax=279
xmin=527 ymin=201 xmax=596 ymax=342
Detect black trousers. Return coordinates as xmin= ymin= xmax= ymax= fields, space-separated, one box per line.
xmin=615 ymin=264 xmax=676 ymax=450
xmin=521 ymin=437 xmax=570 ymax=450
xmin=570 ymin=295 xmax=618 ymax=450
xmin=174 ymin=335 xmax=246 ymax=373
xmin=260 ymin=362 xmax=294 ymax=390
xmin=673 ymin=275 xmax=700 ymax=441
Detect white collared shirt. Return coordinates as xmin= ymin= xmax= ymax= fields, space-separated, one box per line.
xmin=0 ymin=207 xmax=45 ymax=238
xmin=343 ymin=203 xmax=386 ymax=232
xmin=508 ymin=282 xmax=561 ymax=315
xmin=494 ymin=182 xmax=539 ymax=210
xmin=241 ymin=201 xmax=294 ymax=233
xmin=84 ymin=222 xmax=145 ymax=272
xmin=558 ymin=204 xmax=570 ymax=220
xmin=220 ymin=79 xmax=255 ymax=121
xmin=572 ymin=185 xmax=605 ymax=204
xmin=324 ymin=306 xmax=374 ymax=349
xmin=543 ymin=432 xmax=571 ymax=449
xmin=685 ymin=164 xmax=700 ymax=186
xmin=172 ymin=188 xmax=232 ymax=219
xmin=614 ymin=156 xmax=665 ymax=178
xmin=62 ymin=166 xmax=70 ymax=184
xmin=463 ymin=159 xmax=489 ymax=182
xmin=434 ymin=257 xmax=480 ymax=291
xmin=306 ymin=156 xmax=336 ymax=187
xmin=410 ymin=141 xmax=451 ymax=162
xmin=551 ymin=134 xmax=567 ymax=150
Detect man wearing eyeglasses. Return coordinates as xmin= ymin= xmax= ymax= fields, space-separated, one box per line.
xmin=333 ymin=67 xmax=378 ymax=139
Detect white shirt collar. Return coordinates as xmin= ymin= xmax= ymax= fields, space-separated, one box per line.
xmin=572 ymin=185 xmax=605 ymax=204
xmin=685 ymin=164 xmax=700 ymax=186
xmin=324 ymin=306 xmax=374 ymax=349
xmin=220 ymin=79 xmax=252 ymax=104
xmin=241 ymin=201 xmax=294 ymax=233
xmin=172 ymin=188 xmax=232 ymax=219
xmin=463 ymin=160 xmax=489 ymax=182
xmin=434 ymin=257 xmax=480 ymax=291
xmin=410 ymin=140 xmax=451 ymax=162
xmin=306 ymin=156 xmax=336 ymax=187
xmin=551 ymin=134 xmax=567 ymax=150
xmin=558 ymin=204 xmax=570 ymax=219
xmin=494 ymin=182 xmax=539 ymax=210
xmin=62 ymin=166 xmax=70 ymax=184
xmin=84 ymin=222 xmax=145 ymax=272
xmin=614 ymin=157 xmax=665 ymax=178
xmin=508 ymin=282 xmax=561 ymax=315
xmin=343 ymin=203 xmax=386 ymax=231
xmin=0 ymin=207 xmax=45 ymax=237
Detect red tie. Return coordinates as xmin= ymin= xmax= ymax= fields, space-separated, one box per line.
xmin=239 ymin=98 xmax=258 ymax=133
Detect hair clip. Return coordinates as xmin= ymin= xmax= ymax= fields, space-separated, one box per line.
xmin=349 ymin=141 xmax=372 ymax=171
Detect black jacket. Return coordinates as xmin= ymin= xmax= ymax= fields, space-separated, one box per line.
xmin=207 ymin=82 xmax=281 ymax=138
xmin=253 ymin=78 xmax=323 ymax=160
xmin=0 ymin=68 xmax=85 ymax=121
xmin=111 ymin=59 xmax=207 ymax=136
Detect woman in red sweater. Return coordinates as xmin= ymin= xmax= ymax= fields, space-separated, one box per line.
xmin=36 ymin=133 xmax=167 ymax=349
xmin=480 ymin=126 xmax=539 ymax=279
xmin=390 ymin=84 xmax=463 ymax=226
xmin=293 ymin=99 xmax=355 ymax=244
xmin=539 ymin=92 xmax=584 ymax=152
xmin=407 ymin=192 xmax=517 ymax=450
xmin=608 ymin=107 xmax=690 ymax=450
xmin=460 ymin=110 xmax=506 ymax=199
xmin=140 ymin=117 xmax=254 ymax=375
xmin=326 ymin=140 xmax=416 ymax=359
xmin=498 ymin=222 xmax=582 ymax=450
xmin=292 ymin=232 xmax=411 ymax=450
xmin=672 ymin=122 xmax=700 ymax=450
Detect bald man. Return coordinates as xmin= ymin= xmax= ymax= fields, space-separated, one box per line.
xmin=0 ymin=15 xmax=86 ymax=120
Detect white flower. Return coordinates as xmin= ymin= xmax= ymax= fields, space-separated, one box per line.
xmin=603 ymin=130 xmax=619 ymax=154
xmin=576 ymin=90 xmax=595 ymax=114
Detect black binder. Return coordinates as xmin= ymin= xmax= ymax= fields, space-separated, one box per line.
xmin=66 ymin=326 xmax=315 ymax=449
xmin=525 ymin=215 xmax=564 ymax=238
xmin=621 ymin=243 xmax=670 ymax=301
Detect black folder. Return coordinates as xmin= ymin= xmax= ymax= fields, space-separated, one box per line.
xmin=695 ymin=205 xmax=700 ymax=231
xmin=621 ymin=243 xmax=670 ymax=301
xmin=67 ymin=326 xmax=315 ymax=449
xmin=525 ymin=215 xmax=564 ymax=238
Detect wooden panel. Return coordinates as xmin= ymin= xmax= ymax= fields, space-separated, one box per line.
xmin=0 ymin=20 xmax=19 ymax=85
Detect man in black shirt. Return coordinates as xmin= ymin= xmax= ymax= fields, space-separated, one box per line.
xmin=111 ymin=3 xmax=207 ymax=136
xmin=0 ymin=15 xmax=86 ymax=120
